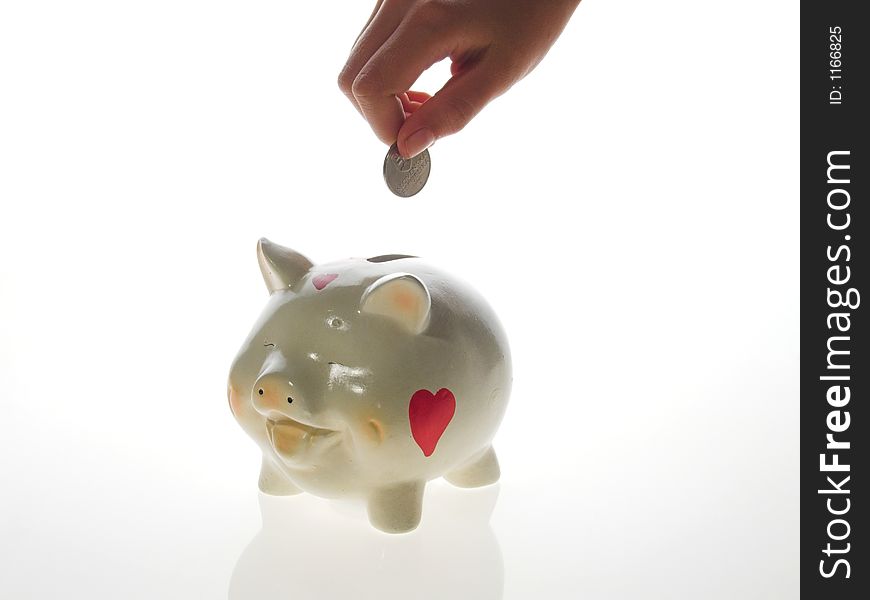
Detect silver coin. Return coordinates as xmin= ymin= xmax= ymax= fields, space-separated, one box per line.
xmin=383 ymin=143 xmax=431 ymax=197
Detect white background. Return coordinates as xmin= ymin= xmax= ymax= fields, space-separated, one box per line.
xmin=0 ymin=1 xmax=799 ymax=598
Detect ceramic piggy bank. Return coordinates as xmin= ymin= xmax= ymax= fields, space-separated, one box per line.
xmin=228 ymin=239 xmax=511 ymax=533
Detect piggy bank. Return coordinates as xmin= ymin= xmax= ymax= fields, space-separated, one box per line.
xmin=228 ymin=239 xmax=511 ymax=533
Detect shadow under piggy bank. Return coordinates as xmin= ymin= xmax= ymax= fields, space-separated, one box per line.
xmin=228 ymin=481 xmax=504 ymax=600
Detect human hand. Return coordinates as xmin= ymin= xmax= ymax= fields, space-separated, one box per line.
xmin=338 ymin=0 xmax=581 ymax=158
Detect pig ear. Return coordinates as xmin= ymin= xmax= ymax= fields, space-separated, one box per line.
xmin=360 ymin=273 xmax=431 ymax=334
xmin=256 ymin=238 xmax=314 ymax=293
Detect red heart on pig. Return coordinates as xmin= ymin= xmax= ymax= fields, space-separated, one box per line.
xmin=409 ymin=388 xmax=456 ymax=457
xmin=312 ymin=273 xmax=338 ymax=290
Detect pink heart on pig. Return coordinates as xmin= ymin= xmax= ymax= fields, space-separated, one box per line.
xmin=312 ymin=273 xmax=338 ymax=290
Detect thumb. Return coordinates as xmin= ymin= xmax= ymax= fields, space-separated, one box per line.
xmin=396 ymin=64 xmax=505 ymax=158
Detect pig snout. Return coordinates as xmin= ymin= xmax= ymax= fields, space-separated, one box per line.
xmin=252 ymin=371 xmax=301 ymax=420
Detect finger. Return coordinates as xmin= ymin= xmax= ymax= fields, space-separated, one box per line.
xmin=397 ymin=61 xmax=506 ymax=157
xmin=353 ymin=17 xmax=459 ymax=144
xmin=351 ymin=0 xmax=386 ymax=50
xmin=338 ymin=0 xmax=408 ymax=114
xmin=406 ymin=90 xmax=431 ymax=103
xmin=399 ymin=93 xmax=424 ymax=113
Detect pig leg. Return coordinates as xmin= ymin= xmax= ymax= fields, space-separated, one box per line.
xmin=258 ymin=456 xmax=302 ymax=496
xmin=367 ymin=481 xmax=425 ymax=533
xmin=444 ymin=445 xmax=500 ymax=488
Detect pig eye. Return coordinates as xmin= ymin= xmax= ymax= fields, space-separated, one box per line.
xmin=263 ymin=342 xmax=275 ymax=348
xmin=328 ymin=317 xmax=344 ymax=329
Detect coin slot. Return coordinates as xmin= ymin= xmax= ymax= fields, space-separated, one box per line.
xmin=367 ymin=254 xmax=416 ymax=263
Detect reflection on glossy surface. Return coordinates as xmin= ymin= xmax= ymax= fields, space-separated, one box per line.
xmin=229 ymin=481 xmax=503 ymax=600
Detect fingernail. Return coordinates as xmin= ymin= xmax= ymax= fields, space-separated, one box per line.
xmin=402 ymin=128 xmax=435 ymax=158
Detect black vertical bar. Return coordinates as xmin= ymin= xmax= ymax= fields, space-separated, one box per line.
xmin=801 ymin=3 xmax=868 ymax=597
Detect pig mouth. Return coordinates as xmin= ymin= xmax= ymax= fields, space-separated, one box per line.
xmin=265 ymin=417 xmax=341 ymax=462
